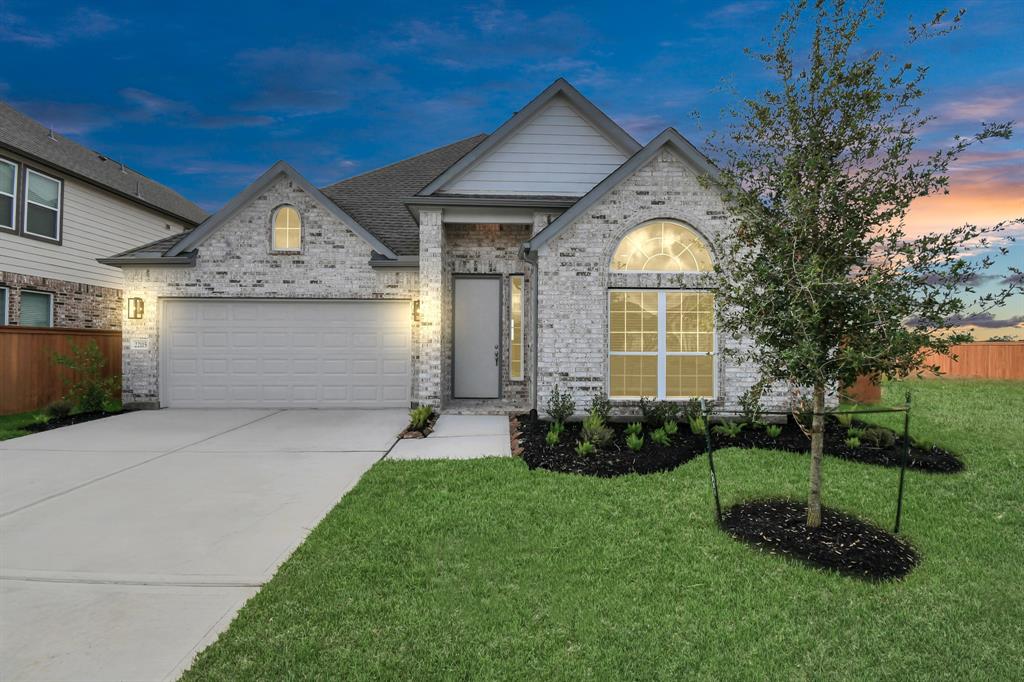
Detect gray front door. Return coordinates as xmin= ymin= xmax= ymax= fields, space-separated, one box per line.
xmin=453 ymin=276 xmax=501 ymax=398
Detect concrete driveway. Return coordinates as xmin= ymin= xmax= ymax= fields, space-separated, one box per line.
xmin=0 ymin=408 xmax=407 ymax=682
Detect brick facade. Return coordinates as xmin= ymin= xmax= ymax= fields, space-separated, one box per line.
xmin=1 ymin=271 xmax=122 ymax=329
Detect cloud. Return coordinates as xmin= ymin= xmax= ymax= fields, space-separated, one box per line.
xmin=707 ymin=1 xmax=778 ymax=20
xmin=1002 ymin=273 xmax=1024 ymax=287
xmin=8 ymin=99 xmax=110 ymax=134
xmin=940 ymin=94 xmax=1024 ymax=122
xmin=943 ymin=312 xmax=1024 ymax=329
xmin=615 ymin=113 xmax=670 ymax=140
xmin=0 ymin=7 xmax=121 ymax=47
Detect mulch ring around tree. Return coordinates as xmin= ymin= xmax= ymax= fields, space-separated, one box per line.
xmin=26 ymin=410 xmax=125 ymax=433
xmin=517 ymin=413 xmax=702 ymax=477
xmin=720 ymin=499 xmax=920 ymax=581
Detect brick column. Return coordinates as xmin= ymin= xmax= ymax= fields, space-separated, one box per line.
xmin=416 ymin=209 xmax=444 ymax=406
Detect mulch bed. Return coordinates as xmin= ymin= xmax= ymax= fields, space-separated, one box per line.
xmin=720 ymin=498 xmax=920 ymax=581
xmin=399 ymin=411 xmax=439 ymax=439
xmin=518 ymin=414 xmax=702 ymax=477
xmin=516 ymin=413 xmax=962 ymax=478
xmin=25 ymin=410 xmax=124 ymax=433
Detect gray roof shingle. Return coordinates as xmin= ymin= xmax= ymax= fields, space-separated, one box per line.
xmin=0 ymin=100 xmax=207 ymax=225
xmin=320 ymin=134 xmax=487 ymax=255
xmin=106 ymin=231 xmax=192 ymax=259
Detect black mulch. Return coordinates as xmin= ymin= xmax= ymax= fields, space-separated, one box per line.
xmin=720 ymin=499 xmax=920 ymax=581
xmin=516 ymin=413 xmax=962 ymax=478
xmin=518 ymin=414 xmax=702 ymax=477
xmin=25 ymin=410 xmax=124 ymax=433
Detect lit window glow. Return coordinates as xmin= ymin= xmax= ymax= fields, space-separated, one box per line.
xmin=509 ymin=275 xmax=524 ymax=380
xmin=273 ymin=205 xmax=301 ymax=251
xmin=610 ymin=220 xmax=712 ymax=272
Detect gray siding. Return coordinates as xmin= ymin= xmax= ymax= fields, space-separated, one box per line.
xmin=441 ymin=95 xmax=628 ymax=196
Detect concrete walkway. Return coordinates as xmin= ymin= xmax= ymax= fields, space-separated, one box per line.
xmin=388 ymin=415 xmax=511 ymax=459
xmin=0 ymin=408 xmax=406 ymax=682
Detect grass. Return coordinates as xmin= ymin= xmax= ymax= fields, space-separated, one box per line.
xmin=182 ymin=379 xmax=1024 ymax=681
xmin=0 ymin=409 xmax=47 ymax=440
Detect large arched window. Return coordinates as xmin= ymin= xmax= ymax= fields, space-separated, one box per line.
xmin=272 ymin=205 xmax=301 ymax=251
xmin=610 ymin=220 xmax=712 ymax=272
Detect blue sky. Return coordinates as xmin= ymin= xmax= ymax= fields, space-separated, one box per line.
xmin=2 ymin=0 xmax=1021 ymax=333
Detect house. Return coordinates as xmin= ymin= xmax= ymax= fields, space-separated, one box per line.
xmin=101 ymin=79 xmax=774 ymax=415
xmin=0 ymin=101 xmax=206 ymax=329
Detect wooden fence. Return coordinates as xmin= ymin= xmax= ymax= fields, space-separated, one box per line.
xmin=924 ymin=342 xmax=1024 ymax=380
xmin=0 ymin=327 xmax=122 ymax=415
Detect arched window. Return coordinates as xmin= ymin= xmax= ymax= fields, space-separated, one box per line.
xmin=610 ymin=220 xmax=712 ymax=272
xmin=272 ymin=205 xmax=301 ymax=251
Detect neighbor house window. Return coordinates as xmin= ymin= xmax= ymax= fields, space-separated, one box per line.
xmin=24 ymin=169 xmax=62 ymax=241
xmin=0 ymin=287 xmax=9 ymax=324
xmin=608 ymin=291 xmax=715 ymax=400
xmin=272 ymin=205 xmax=301 ymax=251
xmin=509 ymin=275 xmax=524 ymax=380
xmin=20 ymin=290 xmax=53 ymax=327
xmin=610 ymin=220 xmax=712 ymax=272
xmin=0 ymin=159 xmax=16 ymax=230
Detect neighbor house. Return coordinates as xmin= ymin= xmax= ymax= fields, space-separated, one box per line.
xmin=0 ymin=101 xmax=206 ymax=329
xmin=101 ymin=79 xmax=775 ymax=415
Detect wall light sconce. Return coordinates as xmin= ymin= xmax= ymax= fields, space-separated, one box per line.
xmin=412 ymin=299 xmax=421 ymax=322
xmin=127 ymin=297 xmax=145 ymax=320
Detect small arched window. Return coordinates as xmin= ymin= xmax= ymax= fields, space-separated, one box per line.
xmin=272 ymin=205 xmax=301 ymax=251
xmin=610 ymin=220 xmax=712 ymax=272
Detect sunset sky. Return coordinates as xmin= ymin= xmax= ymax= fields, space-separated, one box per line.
xmin=2 ymin=0 xmax=1021 ymax=336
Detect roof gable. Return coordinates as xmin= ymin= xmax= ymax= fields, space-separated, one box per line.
xmin=525 ymin=128 xmax=720 ymax=253
xmin=166 ymin=161 xmax=397 ymax=259
xmin=419 ymin=79 xmax=640 ymax=197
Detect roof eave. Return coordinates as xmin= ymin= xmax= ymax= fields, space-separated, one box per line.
xmin=368 ymin=255 xmax=419 ymax=269
xmin=97 ymin=253 xmax=197 ymax=267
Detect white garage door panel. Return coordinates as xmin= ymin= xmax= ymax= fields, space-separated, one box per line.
xmin=162 ymin=300 xmax=411 ymax=408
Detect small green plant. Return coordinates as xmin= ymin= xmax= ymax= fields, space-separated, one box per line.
xmin=862 ymin=426 xmax=896 ymax=448
xmin=649 ymin=427 xmax=670 ymax=446
xmin=688 ymin=415 xmax=707 ymax=436
xmin=581 ymin=411 xmax=613 ymax=448
xmin=662 ymin=419 xmax=678 ymax=436
xmin=589 ymin=394 xmax=612 ymax=421
xmin=625 ymin=421 xmax=643 ymax=437
xmin=52 ymin=339 xmax=120 ymax=413
xmin=845 ymin=436 xmax=861 ymax=448
xmin=625 ymin=432 xmax=644 ymax=452
xmin=545 ymin=428 xmax=561 ymax=447
xmin=32 ymin=413 xmax=50 ymax=425
xmin=575 ymin=440 xmax=596 ymax=456
xmin=45 ymin=399 xmax=74 ymax=420
xmin=683 ymin=398 xmax=703 ymax=422
xmin=101 ymin=398 xmax=122 ymax=414
xmin=639 ymin=397 xmax=680 ymax=425
xmin=765 ymin=423 xmax=783 ymax=438
xmin=408 ymin=404 xmax=434 ymax=431
xmin=835 ymin=412 xmax=854 ymax=427
xmin=847 ymin=426 xmax=865 ymax=439
xmin=546 ymin=385 xmax=576 ymax=423
xmin=713 ymin=421 xmax=745 ymax=438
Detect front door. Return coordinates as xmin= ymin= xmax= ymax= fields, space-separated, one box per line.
xmin=453 ymin=276 xmax=501 ymax=398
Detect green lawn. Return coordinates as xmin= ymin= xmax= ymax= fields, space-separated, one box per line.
xmin=183 ymin=379 xmax=1024 ymax=681
xmin=0 ymin=410 xmax=46 ymax=441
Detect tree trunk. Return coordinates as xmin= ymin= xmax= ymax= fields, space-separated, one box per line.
xmin=806 ymin=384 xmax=826 ymax=528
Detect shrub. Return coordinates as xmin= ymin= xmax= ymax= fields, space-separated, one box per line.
xmin=845 ymin=436 xmax=862 ymax=448
xmin=589 ymin=394 xmax=612 ymax=422
xmin=625 ymin=432 xmax=644 ymax=452
xmin=662 ymin=419 xmax=678 ymax=436
xmin=649 ymin=427 xmax=670 ymax=446
xmin=52 ymin=340 xmax=120 ymax=414
xmin=625 ymin=421 xmax=643 ymax=437
xmin=688 ymin=415 xmax=707 ymax=436
xmin=713 ymin=421 xmax=745 ymax=438
xmin=45 ymin=399 xmax=74 ymax=419
xmin=101 ymin=398 xmax=122 ymax=414
xmin=546 ymin=385 xmax=575 ymax=423
xmin=409 ymin=405 xmax=434 ymax=431
xmin=32 ymin=413 xmax=50 ymax=425
xmin=683 ymin=398 xmax=703 ymax=422
xmin=862 ymin=426 xmax=896 ymax=448
xmin=639 ymin=397 xmax=680 ymax=425
xmin=738 ymin=388 xmax=763 ymax=425
xmin=575 ymin=440 xmax=596 ymax=456
xmin=765 ymin=423 xmax=783 ymax=438
xmin=581 ymin=411 xmax=613 ymax=448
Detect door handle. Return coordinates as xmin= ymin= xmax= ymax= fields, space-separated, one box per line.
xmin=494 ymin=344 xmax=499 ymax=366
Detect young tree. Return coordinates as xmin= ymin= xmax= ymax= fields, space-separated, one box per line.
xmin=707 ymin=0 xmax=1022 ymax=527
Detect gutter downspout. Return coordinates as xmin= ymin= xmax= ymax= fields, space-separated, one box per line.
xmin=519 ymin=242 xmax=540 ymax=413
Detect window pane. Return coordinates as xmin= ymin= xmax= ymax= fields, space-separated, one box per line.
xmin=0 ymin=161 xmax=14 ymax=195
xmin=26 ymin=204 xmax=58 ymax=239
xmin=27 ymin=172 xmax=59 ymax=208
xmin=510 ymin=276 xmax=523 ymax=380
xmin=1 ymin=289 xmax=7 ymax=324
xmin=20 ymin=292 xmax=52 ymax=327
xmin=666 ymin=355 xmax=714 ymax=398
xmin=610 ymin=354 xmax=658 ymax=398
xmin=0 ymin=195 xmax=12 ymax=229
xmin=666 ymin=293 xmax=714 ymax=353
xmin=273 ymin=207 xmax=301 ymax=250
xmin=610 ymin=221 xmax=713 ymax=272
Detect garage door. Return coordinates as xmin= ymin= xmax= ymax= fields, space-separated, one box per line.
xmin=161 ymin=299 xmax=411 ymax=408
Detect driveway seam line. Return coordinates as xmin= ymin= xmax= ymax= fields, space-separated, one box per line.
xmin=0 ymin=410 xmax=284 ymax=519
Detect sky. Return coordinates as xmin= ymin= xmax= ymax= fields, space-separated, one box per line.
xmin=1 ymin=0 xmax=1021 ymax=337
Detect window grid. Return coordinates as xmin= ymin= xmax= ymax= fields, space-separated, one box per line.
xmin=509 ymin=275 xmax=524 ymax=381
xmin=610 ymin=220 xmax=713 ymax=273
xmin=273 ymin=206 xmax=301 ymax=251
xmin=608 ymin=290 xmax=715 ymax=400
xmin=24 ymin=169 xmax=61 ymax=241
xmin=0 ymin=158 xmax=16 ymax=230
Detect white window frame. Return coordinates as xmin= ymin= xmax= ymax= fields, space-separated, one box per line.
xmin=608 ymin=289 xmax=717 ymax=401
xmin=0 ymin=158 xmax=16 ymax=231
xmin=0 ymin=286 xmax=9 ymax=325
xmin=23 ymin=168 xmax=62 ymax=242
xmin=20 ymin=290 xmax=54 ymax=327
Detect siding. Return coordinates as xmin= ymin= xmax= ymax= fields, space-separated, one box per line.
xmin=0 ymin=170 xmax=187 ymax=289
xmin=441 ymin=95 xmax=628 ymax=196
